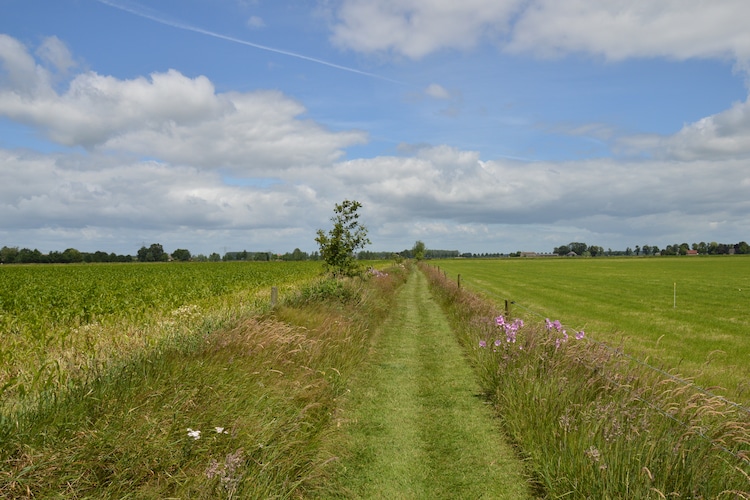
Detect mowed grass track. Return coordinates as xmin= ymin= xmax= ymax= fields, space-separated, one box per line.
xmin=432 ymin=256 xmax=750 ymax=402
xmin=331 ymin=269 xmax=530 ymax=499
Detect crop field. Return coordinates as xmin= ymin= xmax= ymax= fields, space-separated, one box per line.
xmin=431 ymin=256 xmax=750 ymax=403
xmin=0 ymin=261 xmax=322 ymax=405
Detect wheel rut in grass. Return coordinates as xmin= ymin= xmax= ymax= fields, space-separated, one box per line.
xmin=334 ymin=269 xmax=530 ymax=498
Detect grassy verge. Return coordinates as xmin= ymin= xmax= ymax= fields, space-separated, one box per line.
xmin=329 ymin=269 xmax=531 ymax=498
xmin=422 ymin=263 xmax=750 ymax=498
xmin=0 ymin=267 xmax=406 ymax=498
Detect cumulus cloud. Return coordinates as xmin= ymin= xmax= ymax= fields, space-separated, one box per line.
xmin=506 ymin=0 xmax=750 ymax=65
xmin=620 ymin=95 xmax=750 ymax=160
xmin=0 ymin=147 xmax=331 ymax=250
xmin=329 ymin=0 xmax=750 ymax=69
xmin=322 ymin=145 xmax=750 ymax=229
xmin=0 ymin=35 xmax=366 ymax=172
xmin=329 ymin=0 xmax=523 ymax=59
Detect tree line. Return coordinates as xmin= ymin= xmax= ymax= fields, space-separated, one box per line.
xmin=0 ymin=246 xmax=133 ymax=264
xmin=552 ymin=241 xmax=750 ymax=257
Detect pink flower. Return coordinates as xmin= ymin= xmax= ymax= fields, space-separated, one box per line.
xmin=479 ymin=340 xmax=487 ymax=348
xmin=575 ymin=330 xmax=585 ymax=340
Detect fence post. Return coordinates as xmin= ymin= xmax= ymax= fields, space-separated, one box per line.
xmin=457 ymin=274 xmax=461 ymax=288
xmin=505 ymin=299 xmax=511 ymax=318
xmin=271 ymin=286 xmax=278 ymax=308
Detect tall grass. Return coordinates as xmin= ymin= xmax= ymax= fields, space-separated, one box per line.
xmin=0 ymin=266 xmax=407 ymax=498
xmin=422 ymin=263 xmax=750 ymax=498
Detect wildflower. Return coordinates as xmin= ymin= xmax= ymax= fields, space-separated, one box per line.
xmin=506 ymin=328 xmax=517 ymax=343
xmin=494 ymin=339 xmax=502 ymax=347
xmin=215 ymin=427 xmax=228 ymax=434
xmin=187 ymin=428 xmax=201 ymax=440
xmin=495 ymin=315 xmax=505 ymax=326
xmin=553 ymin=320 xmax=562 ymax=332
xmin=585 ymin=445 xmax=601 ymax=463
xmin=575 ymin=330 xmax=585 ymax=340
xmin=479 ymin=340 xmax=487 ymax=348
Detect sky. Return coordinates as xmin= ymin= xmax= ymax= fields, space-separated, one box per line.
xmin=2 ymin=0 xmax=750 ymax=256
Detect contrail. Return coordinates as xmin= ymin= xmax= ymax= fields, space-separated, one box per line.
xmin=94 ymin=0 xmax=403 ymax=84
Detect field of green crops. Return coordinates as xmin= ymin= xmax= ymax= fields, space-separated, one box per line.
xmin=431 ymin=255 xmax=750 ymax=403
xmin=0 ymin=261 xmax=322 ymax=405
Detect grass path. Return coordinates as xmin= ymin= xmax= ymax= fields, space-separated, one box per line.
xmin=331 ymin=269 xmax=531 ymax=498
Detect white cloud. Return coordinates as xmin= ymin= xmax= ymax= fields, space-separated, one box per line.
xmin=329 ymin=0 xmax=523 ymax=59
xmin=329 ymin=0 xmax=750 ymax=69
xmin=506 ymin=0 xmax=750 ymax=65
xmin=0 ymin=36 xmax=367 ymax=172
xmin=35 ymin=36 xmax=77 ymax=75
xmin=425 ymin=83 xmax=450 ymax=99
xmin=247 ymin=15 xmax=265 ymax=29
xmin=0 ymin=148 xmax=331 ymax=251
xmin=625 ymin=95 xmax=750 ymax=160
xmin=322 ymin=146 xmax=750 ymax=230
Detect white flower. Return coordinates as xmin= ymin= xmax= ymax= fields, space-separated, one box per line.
xmin=187 ymin=428 xmax=201 ymax=440
xmin=215 ymin=427 xmax=228 ymax=434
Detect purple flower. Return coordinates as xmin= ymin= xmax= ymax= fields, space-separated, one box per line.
xmin=495 ymin=316 xmax=505 ymax=326
xmin=494 ymin=339 xmax=502 ymax=347
xmin=506 ymin=328 xmax=517 ymax=343
xmin=553 ymin=320 xmax=562 ymax=332
xmin=575 ymin=330 xmax=585 ymax=340
xmin=479 ymin=340 xmax=487 ymax=348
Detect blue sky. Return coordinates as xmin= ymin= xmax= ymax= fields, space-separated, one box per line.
xmin=2 ymin=0 xmax=750 ymax=255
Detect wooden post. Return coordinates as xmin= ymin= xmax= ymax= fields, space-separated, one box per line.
xmin=271 ymin=286 xmax=278 ymax=308
xmin=457 ymin=274 xmax=461 ymax=288
xmin=505 ymin=299 xmax=511 ymax=318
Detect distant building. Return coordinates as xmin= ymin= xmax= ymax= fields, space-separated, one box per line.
xmin=686 ymin=249 xmax=699 ymax=256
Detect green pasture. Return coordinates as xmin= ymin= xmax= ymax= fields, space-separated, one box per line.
xmin=431 ymin=256 xmax=750 ymax=403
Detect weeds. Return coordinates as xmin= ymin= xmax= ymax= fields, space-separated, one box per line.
xmin=422 ymin=263 xmax=750 ymax=498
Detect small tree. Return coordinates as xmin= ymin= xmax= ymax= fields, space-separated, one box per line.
xmin=412 ymin=240 xmax=426 ymax=261
xmin=315 ymin=200 xmax=371 ymax=277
